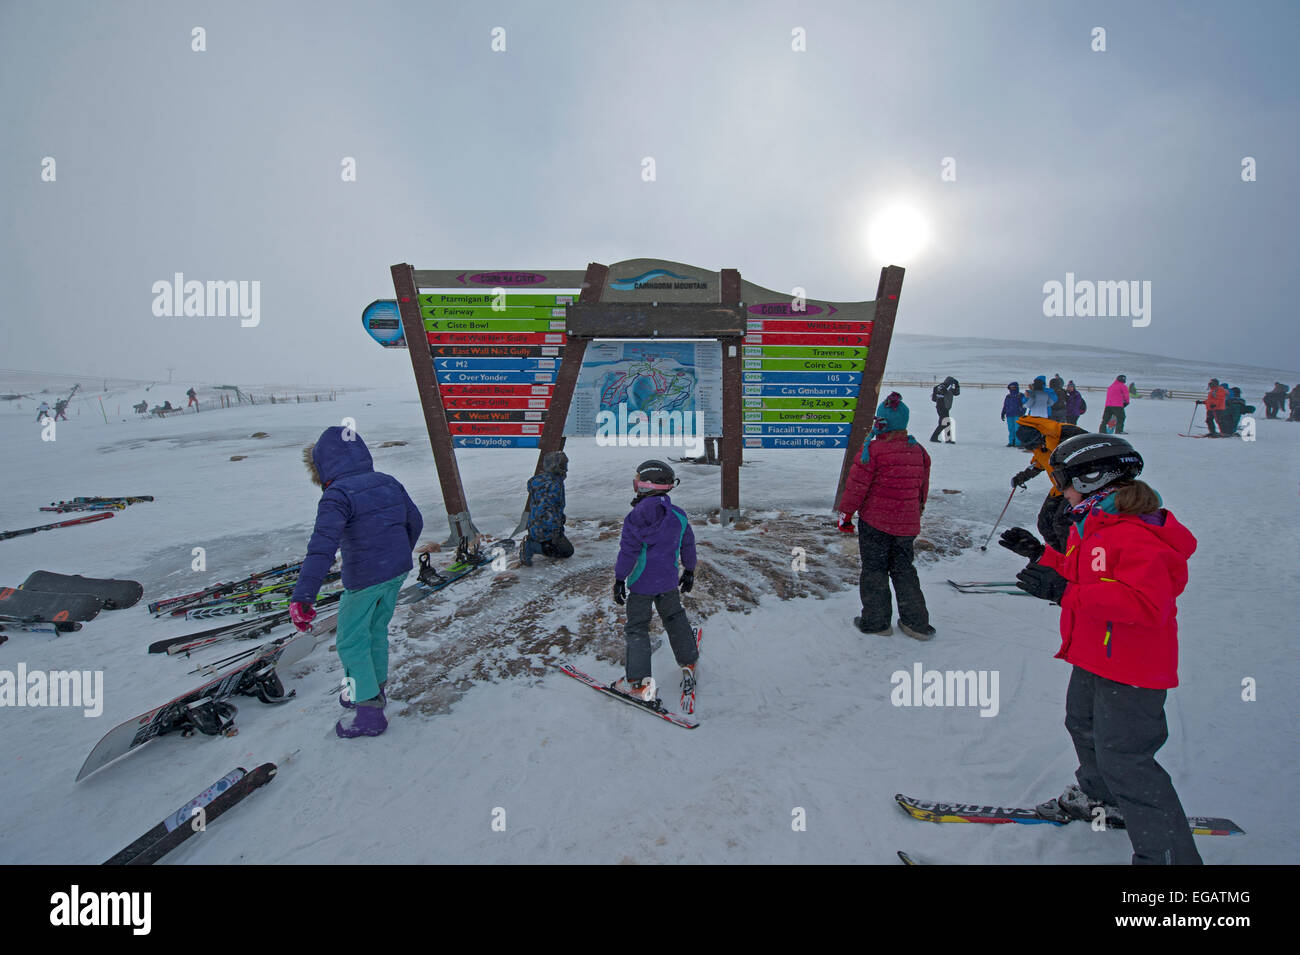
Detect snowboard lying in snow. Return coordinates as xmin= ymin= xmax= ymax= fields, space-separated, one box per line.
xmin=22 ymin=570 xmax=144 ymax=610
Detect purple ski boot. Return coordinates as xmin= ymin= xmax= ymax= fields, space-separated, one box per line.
xmin=336 ymin=702 xmax=388 ymax=738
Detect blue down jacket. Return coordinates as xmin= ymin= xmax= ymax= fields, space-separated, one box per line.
xmin=291 ymin=427 xmax=423 ymax=603
xmin=525 ymin=471 xmax=566 ymax=542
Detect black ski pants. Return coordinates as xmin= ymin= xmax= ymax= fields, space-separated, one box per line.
xmin=1101 ymin=405 xmax=1126 ymax=432
xmin=1064 ymin=666 xmax=1202 ymax=865
xmin=624 ymin=589 xmax=698 ymax=682
xmin=857 ymin=521 xmax=929 ymax=631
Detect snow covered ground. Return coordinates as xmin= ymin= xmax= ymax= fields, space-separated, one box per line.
xmin=0 ymin=337 xmax=1296 ymax=864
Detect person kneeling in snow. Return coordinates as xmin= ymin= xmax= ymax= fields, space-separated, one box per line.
xmin=837 ymin=393 xmax=935 ymax=641
xmin=520 ymin=451 xmax=574 ymax=566
xmin=289 ymin=426 xmax=424 ymax=739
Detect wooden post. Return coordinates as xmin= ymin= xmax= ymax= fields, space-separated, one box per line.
xmin=834 ymin=265 xmax=905 ymax=510
xmin=510 ymin=262 xmax=607 ymax=537
xmin=719 ymin=268 xmax=743 ymax=522
xmin=391 ymin=262 xmax=478 ymax=546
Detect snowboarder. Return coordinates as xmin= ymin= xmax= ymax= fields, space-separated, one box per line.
xmin=837 ymin=393 xmax=935 ymax=640
xmin=1000 ymin=382 xmax=1026 ymax=446
xmin=186 ymin=387 xmax=199 ymax=412
xmin=1263 ymin=382 xmax=1287 ymax=419
xmin=929 ymin=376 xmax=960 ymax=442
xmin=1009 ymin=416 xmax=1088 ymax=551
xmin=1048 ymin=373 xmax=1065 ymax=394
xmin=288 ymin=426 xmax=424 ymax=739
xmin=132 ymin=400 xmax=148 ymax=415
xmin=1021 ymin=376 xmax=1057 ymax=419
xmin=611 ymin=460 xmax=699 ymax=704
xmin=519 ymin=450 xmax=574 ymax=566
xmin=1061 ymin=381 xmax=1087 ymax=425
xmin=998 ymin=433 xmax=1203 ymax=865
xmin=1201 ymin=379 xmax=1227 ymax=436
xmin=1289 ymin=384 xmax=1300 ymax=422
xmin=53 ymin=398 xmax=69 ymax=420
xmin=1100 ymin=375 xmax=1130 ymax=433
xmin=35 ymin=400 xmax=51 ymax=423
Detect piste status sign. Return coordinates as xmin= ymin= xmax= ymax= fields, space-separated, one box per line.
xmin=738 ymin=294 xmax=874 ymax=448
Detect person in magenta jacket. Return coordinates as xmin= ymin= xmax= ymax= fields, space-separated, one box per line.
xmin=1101 ymin=374 xmax=1131 ymax=433
xmin=837 ymin=393 xmax=934 ymax=640
xmin=999 ymin=433 xmax=1201 ymax=864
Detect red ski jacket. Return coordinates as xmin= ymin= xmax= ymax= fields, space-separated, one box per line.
xmin=1205 ymin=385 xmax=1227 ymax=411
xmin=838 ymin=431 xmax=930 ymax=537
xmin=1038 ymin=505 xmax=1196 ymax=689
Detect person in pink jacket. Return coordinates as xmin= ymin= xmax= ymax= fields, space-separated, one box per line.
xmin=1100 ymin=374 xmax=1131 ymax=433
xmin=837 ymin=393 xmax=934 ymax=640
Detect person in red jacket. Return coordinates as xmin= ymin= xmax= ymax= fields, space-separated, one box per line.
xmin=1201 ymin=378 xmax=1227 ymax=436
xmin=998 ymin=434 xmax=1202 ymax=865
xmin=837 ymin=393 xmax=935 ymax=640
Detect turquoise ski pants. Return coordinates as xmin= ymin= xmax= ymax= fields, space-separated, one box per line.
xmin=335 ymin=572 xmax=406 ymax=704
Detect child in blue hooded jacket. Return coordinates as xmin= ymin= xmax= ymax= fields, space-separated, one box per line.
xmin=612 ymin=459 xmax=699 ymax=705
xmin=290 ymin=426 xmax=423 ymax=738
xmin=1001 ymin=382 xmax=1026 ymax=446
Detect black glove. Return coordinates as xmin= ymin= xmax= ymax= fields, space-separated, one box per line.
xmin=1015 ymin=563 xmax=1068 ymax=604
xmin=613 ymin=579 xmax=626 ymax=606
xmin=998 ymin=527 xmax=1044 ymax=562
xmin=679 ymin=569 xmax=694 ymax=593
xmin=1011 ymin=467 xmax=1037 ymax=488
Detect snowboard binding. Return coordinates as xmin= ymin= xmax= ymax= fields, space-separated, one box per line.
xmin=181 ymin=698 xmax=239 ymax=737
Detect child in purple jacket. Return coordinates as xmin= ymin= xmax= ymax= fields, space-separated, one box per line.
xmin=612 ymin=460 xmax=699 ymax=704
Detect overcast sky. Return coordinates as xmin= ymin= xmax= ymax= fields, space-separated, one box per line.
xmin=3 ymin=0 xmax=1296 ymax=386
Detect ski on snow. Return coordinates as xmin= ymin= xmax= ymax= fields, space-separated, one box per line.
xmin=946 ymin=579 xmax=1028 ymax=595
xmin=558 ymin=662 xmax=699 ymax=729
xmin=894 ymin=794 xmax=1244 ymax=835
xmin=104 ymin=763 xmax=277 ymax=865
xmin=0 ymin=511 xmax=114 ymax=541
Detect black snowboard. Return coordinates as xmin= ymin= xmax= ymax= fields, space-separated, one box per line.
xmin=22 ymin=570 xmax=144 ymax=610
xmin=0 ymin=586 xmax=104 ymax=623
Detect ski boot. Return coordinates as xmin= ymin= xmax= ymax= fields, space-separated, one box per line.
xmin=854 ymin=616 xmax=892 ymax=637
xmin=899 ymin=621 xmax=937 ymax=642
xmin=336 ymin=701 xmax=388 ymax=738
xmin=1035 ymin=784 xmax=1124 ymax=826
xmin=341 ymin=681 xmax=387 ymax=709
xmin=679 ymin=663 xmax=698 ymax=714
xmin=611 ymin=676 xmax=657 ymax=703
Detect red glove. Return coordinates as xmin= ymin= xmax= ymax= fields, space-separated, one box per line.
xmin=838 ymin=512 xmax=855 ymax=533
xmin=289 ymin=601 xmax=316 ymax=632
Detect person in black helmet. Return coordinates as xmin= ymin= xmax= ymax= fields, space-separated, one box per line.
xmin=998 ymin=433 xmax=1202 ymax=864
xmin=519 ymin=450 xmax=574 ymax=566
xmin=611 ymin=460 xmax=700 ymax=708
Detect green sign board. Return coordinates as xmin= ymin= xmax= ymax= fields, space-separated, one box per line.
xmin=418 ymin=293 xmax=576 ymax=308
xmin=745 ymin=397 xmax=856 ymax=410
xmin=742 ymin=345 xmax=867 ymax=360
xmin=743 ymin=410 xmax=853 ymax=423
xmin=424 ymin=319 xmax=567 ymax=333
xmin=742 ymin=358 xmax=862 ymax=372
xmin=421 ymin=306 xmax=569 ymax=320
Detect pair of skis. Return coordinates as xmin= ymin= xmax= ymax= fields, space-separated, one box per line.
xmin=103 ymin=763 xmax=277 ymax=865
xmin=41 ymin=495 xmax=154 ymax=513
xmin=559 ymin=627 xmax=703 ymax=729
xmin=147 ymin=560 xmax=303 ymax=615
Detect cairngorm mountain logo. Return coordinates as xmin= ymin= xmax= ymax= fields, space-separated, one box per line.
xmin=610 ymin=269 xmax=709 ymax=291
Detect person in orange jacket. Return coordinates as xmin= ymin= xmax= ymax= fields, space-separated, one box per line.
xmin=999 ymin=433 xmax=1202 ymax=865
xmin=1009 ymin=416 xmax=1088 ymax=551
xmin=1200 ymin=378 xmax=1227 ymax=436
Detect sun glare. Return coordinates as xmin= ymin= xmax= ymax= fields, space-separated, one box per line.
xmin=867 ymin=205 xmax=930 ymax=265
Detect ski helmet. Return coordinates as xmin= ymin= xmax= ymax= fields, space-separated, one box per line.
xmin=1016 ymin=424 xmax=1045 ymax=449
xmin=541 ymin=450 xmax=568 ymax=476
xmin=633 ymin=459 xmax=678 ymax=496
xmin=1048 ymin=434 xmax=1143 ymax=495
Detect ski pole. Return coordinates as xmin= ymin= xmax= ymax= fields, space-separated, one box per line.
xmin=980 ymin=487 xmax=1019 ymax=551
xmin=1187 ymin=400 xmax=1201 ymax=435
